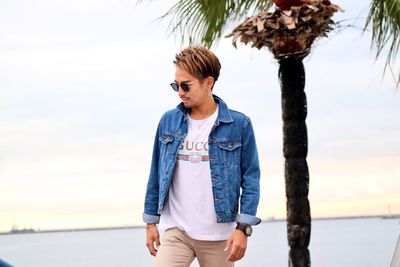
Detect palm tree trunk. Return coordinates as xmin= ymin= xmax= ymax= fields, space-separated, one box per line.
xmin=278 ymin=55 xmax=311 ymax=267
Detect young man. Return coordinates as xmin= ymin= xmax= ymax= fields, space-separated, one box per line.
xmin=143 ymin=46 xmax=261 ymax=267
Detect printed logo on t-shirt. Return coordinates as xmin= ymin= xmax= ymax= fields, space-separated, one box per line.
xmin=177 ymin=140 xmax=209 ymax=164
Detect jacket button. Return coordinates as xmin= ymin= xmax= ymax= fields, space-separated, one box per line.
xmin=217 ymin=218 xmax=222 ymax=223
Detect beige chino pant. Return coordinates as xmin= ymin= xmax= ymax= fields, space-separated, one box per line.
xmin=154 ymin=228 xmax=234 ymax=267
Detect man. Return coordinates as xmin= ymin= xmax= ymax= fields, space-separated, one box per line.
xmin=143 ymin=46 xmax=261 ymax=267
xmin=0 ymin=259 xmax=14 ymax=267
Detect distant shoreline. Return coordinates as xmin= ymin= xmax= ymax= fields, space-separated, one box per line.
xmin=0 ymin=225 xmax=143 ymax=236
xmin=263 ymin=214 xmax=400 ymax=223
xmin=1 ymin=214 xmax=399 ymax=236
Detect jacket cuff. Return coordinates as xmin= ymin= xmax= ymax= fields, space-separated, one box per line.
xmin=236 ymin=213 xmax=261 ymax=226
xmin=143 ymin=213 xmax=160 ymax=224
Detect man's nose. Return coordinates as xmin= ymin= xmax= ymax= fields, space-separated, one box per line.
xmin=178 ymin=87 xmax=186 ymax=96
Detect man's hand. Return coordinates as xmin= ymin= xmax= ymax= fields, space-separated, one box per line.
xmin=224 ymin=229 xmax=248 ymax=262
xmin=145 ymin=224 xmax=160 ymax=256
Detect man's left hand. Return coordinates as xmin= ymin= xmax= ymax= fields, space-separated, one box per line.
xmin=224 ymin=229 xmax=248 ymax=262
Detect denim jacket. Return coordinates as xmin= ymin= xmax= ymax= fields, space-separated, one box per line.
xmin=143 ymin=95 xmax=261 ymax=226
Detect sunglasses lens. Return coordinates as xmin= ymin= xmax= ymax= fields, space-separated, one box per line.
xmin=170 ymin=81 xmax=194 ymax=92
xmin=170 ymin=82 xmax=179 ymax=91
xmin=180 ymin=82 xmax=189 ymax=92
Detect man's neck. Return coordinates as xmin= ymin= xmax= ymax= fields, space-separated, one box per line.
xmin=189 ymin=97 xmax=217 ymax=120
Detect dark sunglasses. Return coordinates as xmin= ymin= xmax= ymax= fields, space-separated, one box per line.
xmin=170 ymin=80 xmax=199 ymax=92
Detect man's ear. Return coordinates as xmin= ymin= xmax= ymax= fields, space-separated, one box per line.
xmin=207 ymin=76 xmax=215 ymax=91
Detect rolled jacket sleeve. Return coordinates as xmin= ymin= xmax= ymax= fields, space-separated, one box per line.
xmin=238 ymin=117 xmax=261 ymax=226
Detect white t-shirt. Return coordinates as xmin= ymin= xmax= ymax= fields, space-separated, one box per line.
xmin=159 ymin=105 xmax=235 ymax=240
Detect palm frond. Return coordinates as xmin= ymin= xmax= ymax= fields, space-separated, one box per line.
xmin=158 ymin=0 xmax=274 ymax=48
xmin=365 ymin=0 xmax=400 ymax=87
xmin=227 ymin=2 xmax=343 ymax=58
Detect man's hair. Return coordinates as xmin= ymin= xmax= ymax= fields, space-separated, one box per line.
xmin=173 ymin=46 xmax=221 ymax=87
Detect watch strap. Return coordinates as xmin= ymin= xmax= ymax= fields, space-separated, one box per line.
xmin=236 ymin=223 xmax=252 ymax=236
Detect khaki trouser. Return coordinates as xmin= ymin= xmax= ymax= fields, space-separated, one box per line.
xmin=154 ymin=228 xmax=234 ymax=267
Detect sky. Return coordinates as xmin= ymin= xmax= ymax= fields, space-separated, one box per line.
xmin=0 ymin=0 xmax=399 ymax=232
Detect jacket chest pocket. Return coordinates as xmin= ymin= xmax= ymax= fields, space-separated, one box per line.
xmin=159 ymin=133 xmax=176 ymax=157
xmin=217 ymin=140 xmax=241 ymax=169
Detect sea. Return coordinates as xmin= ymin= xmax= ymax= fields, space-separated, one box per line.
xmin=0 ymin=217 xmax=399 ymax=267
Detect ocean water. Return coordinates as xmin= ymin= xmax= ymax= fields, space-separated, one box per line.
xmin=0 ymin=218 xmax=399 ymax=267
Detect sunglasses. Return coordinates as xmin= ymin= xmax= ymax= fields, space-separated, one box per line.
xmin=170 ymin=80 xmax=199 ymax=92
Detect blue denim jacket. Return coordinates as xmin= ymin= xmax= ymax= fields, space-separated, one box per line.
xmin=143 ymin=95 xmax=261 ymax=226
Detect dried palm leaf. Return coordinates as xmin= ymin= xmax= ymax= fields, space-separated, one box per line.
xmin=227 ymin=0 xmax=343 ymax=58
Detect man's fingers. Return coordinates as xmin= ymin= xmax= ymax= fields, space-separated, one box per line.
xmin=227 ymin=245 xmax=237 ymax=261
xmin=146 ymin=241 xmax=157 ymax=256
xmin=224 ymin=239 xmax=233 ymax=252
xmin=227 ymin=244 xmax=246 ymax=262
xmin=238 ymin=247 xmax=246 ymax=259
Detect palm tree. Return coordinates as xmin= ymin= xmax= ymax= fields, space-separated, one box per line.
xmin=139 ymin=0 xmax=400 ymax=266
xmin=365 ymin=0 xmax=400 ymax=86
xmin=226 ymin=2 xmax=342 ymax=266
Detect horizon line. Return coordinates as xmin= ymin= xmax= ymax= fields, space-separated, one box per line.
xmin=2 ymin=213 xmax=399 ymax=236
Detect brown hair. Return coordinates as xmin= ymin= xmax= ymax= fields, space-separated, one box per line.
xmin=173 ymin=46 xmax=221 ymax=89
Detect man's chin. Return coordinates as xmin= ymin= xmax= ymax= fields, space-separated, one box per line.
xmin=182 ymin=102 xmax=192 ymax=108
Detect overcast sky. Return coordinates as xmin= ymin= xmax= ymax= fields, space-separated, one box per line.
xmin=0 ymin=0 xmax=399 ymax=232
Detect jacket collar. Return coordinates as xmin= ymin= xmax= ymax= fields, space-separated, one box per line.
xmin=177 ymin=94 xmax=233 ymax=124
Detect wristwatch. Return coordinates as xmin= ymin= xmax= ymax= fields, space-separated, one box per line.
xmin=236 ymin=223 xmax=253 ymax=237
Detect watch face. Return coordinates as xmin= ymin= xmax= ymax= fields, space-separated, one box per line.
xmin=245 ymin=226 xmax=253 ymax=236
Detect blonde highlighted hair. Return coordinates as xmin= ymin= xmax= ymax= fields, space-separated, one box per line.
xmin=173 ymin=46 xmax=221 ymax=89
